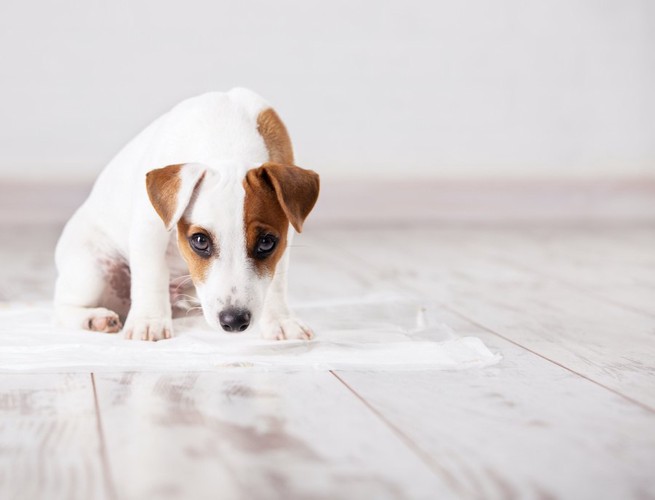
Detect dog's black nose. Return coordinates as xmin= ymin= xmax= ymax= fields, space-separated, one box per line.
xmin=219 ymin=308 xmax=251 ymax=332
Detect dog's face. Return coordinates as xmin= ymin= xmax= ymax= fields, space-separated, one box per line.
xmin=145 ymin=162 xmax=319 ymax=332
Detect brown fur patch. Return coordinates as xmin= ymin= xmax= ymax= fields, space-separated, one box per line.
xmin=257 ymin=108 xmax=294 ymax=165
xmin=176 ymin=220 xmax=215 ymax=284
xmin=243 ymin=169 xmax=290 ymax=277
xmin=253 ymin=163 xmax=320 ymax=232
xmin=146 ymin=164 xmax=183 ymax=228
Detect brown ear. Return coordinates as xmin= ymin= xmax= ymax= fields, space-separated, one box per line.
xmin=255 ymin=163 xmax=320 ymax=232
xmin=145 ymin=163 xmax=206 ymax=230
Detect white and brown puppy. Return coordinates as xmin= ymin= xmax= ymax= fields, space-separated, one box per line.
xmin=54 ymin=88 xmax=319 ymax=341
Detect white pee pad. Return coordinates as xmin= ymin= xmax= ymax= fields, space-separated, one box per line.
xmin=0 ymin=295 xmax=501 ymax=372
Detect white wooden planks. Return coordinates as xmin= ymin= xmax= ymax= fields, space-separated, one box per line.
xmin=335 ymin=332 xmax=655 ymax=499
xmin=319 ymin=228 xmax=655 ymax=409
xmin=92 ymin=371 xmax=450 ymax=500
xmin=2 ymin=221 xmax=655 ymax=500
xmin=472 ymin=226 xmax=655 ymax=317
xmin=0 ymin=223 xmax=60 ymax=302
xmin=0 ymin=373 xmax=111 ymax=500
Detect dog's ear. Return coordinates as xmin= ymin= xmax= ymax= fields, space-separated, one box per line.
xmin=255 ymin=163 xmax=320 ymax=232
xmin=145 ymin=163 xmax=206 ymax=230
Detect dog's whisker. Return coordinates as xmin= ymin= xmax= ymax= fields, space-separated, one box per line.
xmin=172 ymin=275 xmax=194 ymax=292
xmin=184 ymin=306 xmax=204 ymax=317
xmin=176 ymin=300 xmax=201 ymax=308
xmin=174 ymin=294 xmax=201 ymax=304
xmin=175 ymin=293 xmax=199 ymax=301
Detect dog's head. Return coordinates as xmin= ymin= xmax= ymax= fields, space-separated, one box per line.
xmin=145 ymin=161 xmax=319 ymax=332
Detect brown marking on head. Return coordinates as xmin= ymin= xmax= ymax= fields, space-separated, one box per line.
xmin=259 ymin=163 xmax=320 ymax=232
xmin=145 ymin=163 xmax=206 ymax=230
xmin=257 ymin=108 xmax=294 ymax=165
xmin=176 ymin=220 xmax=215 ymax=284
xmin=146 ymin=165 xmax=183 ymax=228
xmin=243 ymin=163 xmax=320 ymax=276
xmin=243 ymin=168 xmax=289 ymax=277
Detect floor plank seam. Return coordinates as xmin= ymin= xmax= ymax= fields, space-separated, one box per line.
xmin=442 ymin=305 xmax=655 ymax=414
xmin=329 ymin=370 xmax=465 ymax=495
xmin=91 ymin=373 xmax=118 ymax=500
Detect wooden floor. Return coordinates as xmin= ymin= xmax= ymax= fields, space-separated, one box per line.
xmin=1 ymin=222 xmax=654 ymax=500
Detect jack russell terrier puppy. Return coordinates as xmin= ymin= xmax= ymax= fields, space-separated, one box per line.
xmin=54 ymin=88 xmax=319 ymax=341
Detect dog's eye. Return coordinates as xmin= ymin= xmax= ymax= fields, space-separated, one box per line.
xmin=255 ymin=234 xmax=278 ymax=258
xmin=189 ymin=233 xmax=211 ymax=256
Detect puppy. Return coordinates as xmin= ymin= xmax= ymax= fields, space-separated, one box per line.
xmin=54 ymin=88 xmax=319 ymax=341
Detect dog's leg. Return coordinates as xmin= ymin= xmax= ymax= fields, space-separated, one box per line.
xmin=121 ymin=218 xmax=173 ymax=341
xmin=259 ymin=237 xmax=313 ymax=340
xmin=54 ymin=217 xmax=123 ymax=334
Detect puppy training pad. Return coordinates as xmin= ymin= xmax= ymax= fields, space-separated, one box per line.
xmin=0 ymin=295 xmax=501 ymax=372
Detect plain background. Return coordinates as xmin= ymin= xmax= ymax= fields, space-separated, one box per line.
xmin=0 ymin=0 xmax=653 ymax=183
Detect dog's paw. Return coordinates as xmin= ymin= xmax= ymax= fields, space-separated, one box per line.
xmin=122 ymin=316 xmax=172 ymax=342
xmin=86 ymin=308 xmax=122 ymax=334
xmin=260 ymin=317 xmax=314 ymax=341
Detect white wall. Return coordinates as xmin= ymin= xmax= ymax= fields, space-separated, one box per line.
xmin=0 ymin=0 xmax=653 ymax=182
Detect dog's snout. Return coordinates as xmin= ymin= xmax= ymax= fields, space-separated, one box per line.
xmin=219 ymin=308 xmax=252 ymax=332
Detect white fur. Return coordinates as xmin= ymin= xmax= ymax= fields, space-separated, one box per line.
xmin=54 ymin=88 xmax=312 ymax=341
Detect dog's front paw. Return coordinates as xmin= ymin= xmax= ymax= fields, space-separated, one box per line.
xmin=87 ymin=308 xmax=122 ymax=334
xmin=260 ymin=317 xmax=314 ymax=341
xmin=122 ymin=316 xmax=172 ymax=341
